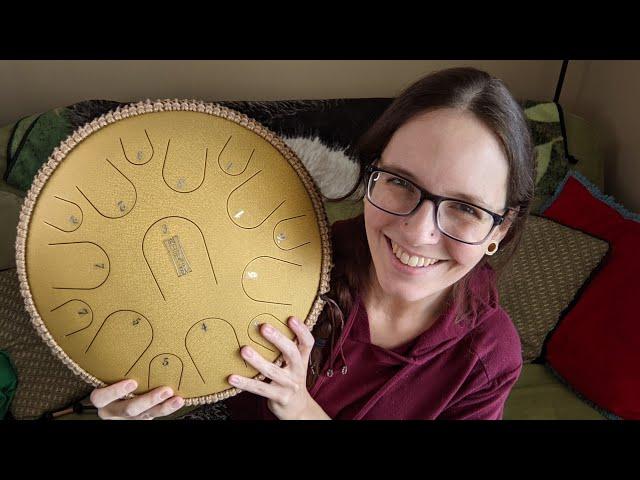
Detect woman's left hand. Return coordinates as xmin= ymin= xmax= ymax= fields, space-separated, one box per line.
xmin=227 ymin=316 xmax=330 ymax=420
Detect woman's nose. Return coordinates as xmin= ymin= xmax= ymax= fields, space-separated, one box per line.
xmin=401 ymin=200 xmax=441 ymax=245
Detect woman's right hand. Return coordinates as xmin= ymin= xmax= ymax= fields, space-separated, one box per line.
xmin=90 ymin=379 xmax=185 ymax=420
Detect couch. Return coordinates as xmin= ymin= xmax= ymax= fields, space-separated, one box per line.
xmin=0 ymin=97 xmax=630 ymax=420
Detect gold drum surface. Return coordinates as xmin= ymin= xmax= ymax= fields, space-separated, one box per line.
xmin=16 ymin=100 xmax=331 ymax=405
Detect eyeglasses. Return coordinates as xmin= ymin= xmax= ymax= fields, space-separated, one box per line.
xmin=364 ymin=164 xmax=512 ymax=245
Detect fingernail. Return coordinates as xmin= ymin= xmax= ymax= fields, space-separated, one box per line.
xmin=242 ymin=347 xmax=253 ymax=358
xmin=160 ymin=389 xmax=172 ymax=400
xmin=229 ymin=375 xmax=239 ymax=385
xmin=172 ymin=398 xmax=184 ymax=409
xmin=290 ymin=317 xmax=299 ymax=327
xmin=263 ymin=324 xmax=274 ymax=335
xmin=126 ymin=381 xmax=137 ymax=392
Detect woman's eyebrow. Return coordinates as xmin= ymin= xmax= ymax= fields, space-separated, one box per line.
xmin=444 ymin=191 xmax=491 ymax=209
xmin=381 ymin=163 xmax=490 ymax=208
xmin=381 ymin=164 xmax=422 ymax=184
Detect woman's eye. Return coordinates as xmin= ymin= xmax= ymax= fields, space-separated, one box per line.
xmin=388 ymin=177 xmax=412 ymax=189
xmin=455 ymin=203 xmax=480 ymax=216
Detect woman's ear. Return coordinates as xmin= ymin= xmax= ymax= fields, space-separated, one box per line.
xmin=493 ymin=224 xmax=510 ymax=244
xmin=491 ymin=208 xmax=518 ymax=244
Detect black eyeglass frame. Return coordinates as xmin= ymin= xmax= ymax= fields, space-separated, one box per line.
xmin=364 ymin=164 xmax=514 ymax=246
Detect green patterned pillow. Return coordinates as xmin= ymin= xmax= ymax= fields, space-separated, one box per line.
xmin=1 ymin=107 xmax=74 ymax=192
xmin=521 ymin=101 xmax=605 ymax=213
xmin=522 ymin=102 xmax=569 ymax=212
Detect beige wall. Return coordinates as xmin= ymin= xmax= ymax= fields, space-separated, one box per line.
xmin=562 ymin=60 xmax=640 ymax=213
xmin=0 ymin=60 xmax=561 ymax=126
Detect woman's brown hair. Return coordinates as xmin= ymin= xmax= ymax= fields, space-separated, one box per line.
xmin=308 ymin=67 xmax=536 ymax=389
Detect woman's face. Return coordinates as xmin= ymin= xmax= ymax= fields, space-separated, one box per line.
xmin=364 ymin=108 xmax=511 ymax=304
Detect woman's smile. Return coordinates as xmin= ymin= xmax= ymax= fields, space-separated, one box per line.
xmin=383 ymin=234 xmax=448 ymax=277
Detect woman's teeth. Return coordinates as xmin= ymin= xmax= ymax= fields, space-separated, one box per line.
xmin=391 ymin=240 xmax=440 ymax=268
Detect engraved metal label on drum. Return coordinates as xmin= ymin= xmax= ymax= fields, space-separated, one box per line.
xmin=163 ymin=235 xmax=192 ymax=277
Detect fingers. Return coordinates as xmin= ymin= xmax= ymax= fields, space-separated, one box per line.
xmin=98 ymin=386 xmax=174 ymax=419
xmin=287 ymin=317 xmax=315 ymax=361
xmin=90 ymin=379 xmax=137 ymax=408
xmin=259 ymin=322 xmax=301 ymax=368
xmin=130 ymin=396 xmax=185 ymax=420
xmin=228 ymin=374 xmax=285 ymax=402
xmin=249 ymin=317 xmax=313 ymax=378
xmin=239 ymin=346 xmax=297 ymax=389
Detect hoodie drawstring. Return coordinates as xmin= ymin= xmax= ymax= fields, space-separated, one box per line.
xmin=319 ymin=294 xmax=351 ymax=377
xmin=320 ymin=295 xmax=360 ymax=377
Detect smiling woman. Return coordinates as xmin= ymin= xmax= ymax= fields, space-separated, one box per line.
xmin=226 ymin=67 xmax=537 ymax=420
xmin=85 ymin=67 xmax=536 ymax=420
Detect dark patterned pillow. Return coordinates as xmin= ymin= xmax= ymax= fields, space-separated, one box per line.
xmin=0 ymin=268 xmax=93 ymax=419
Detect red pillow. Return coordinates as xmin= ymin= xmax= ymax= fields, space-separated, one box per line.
xmin=542 ymin=172 xmax=640 ymax=419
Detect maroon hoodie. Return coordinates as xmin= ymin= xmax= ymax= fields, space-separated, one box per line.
xmin=227 ymin=231 xmax=523 ymax=420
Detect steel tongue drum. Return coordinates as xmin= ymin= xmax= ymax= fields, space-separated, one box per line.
xmin=15 ymin=100 xmax=332 ymax=406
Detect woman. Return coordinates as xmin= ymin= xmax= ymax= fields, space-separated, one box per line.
xmin=90 ymin=67 xmax=535 ymax=420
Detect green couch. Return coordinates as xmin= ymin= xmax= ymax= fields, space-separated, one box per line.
xmin=504 ymin=364 xmax=605 ymax=420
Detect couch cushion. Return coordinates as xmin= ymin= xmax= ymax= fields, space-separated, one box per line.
xmin=503 ymin=364 xmax=605 ymax=420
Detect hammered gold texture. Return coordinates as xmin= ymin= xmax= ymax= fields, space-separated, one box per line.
xmin=16 ymin=101 xmax=331 ymax=405
xmin=490 ymin=215 xmax=609 ymax=363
